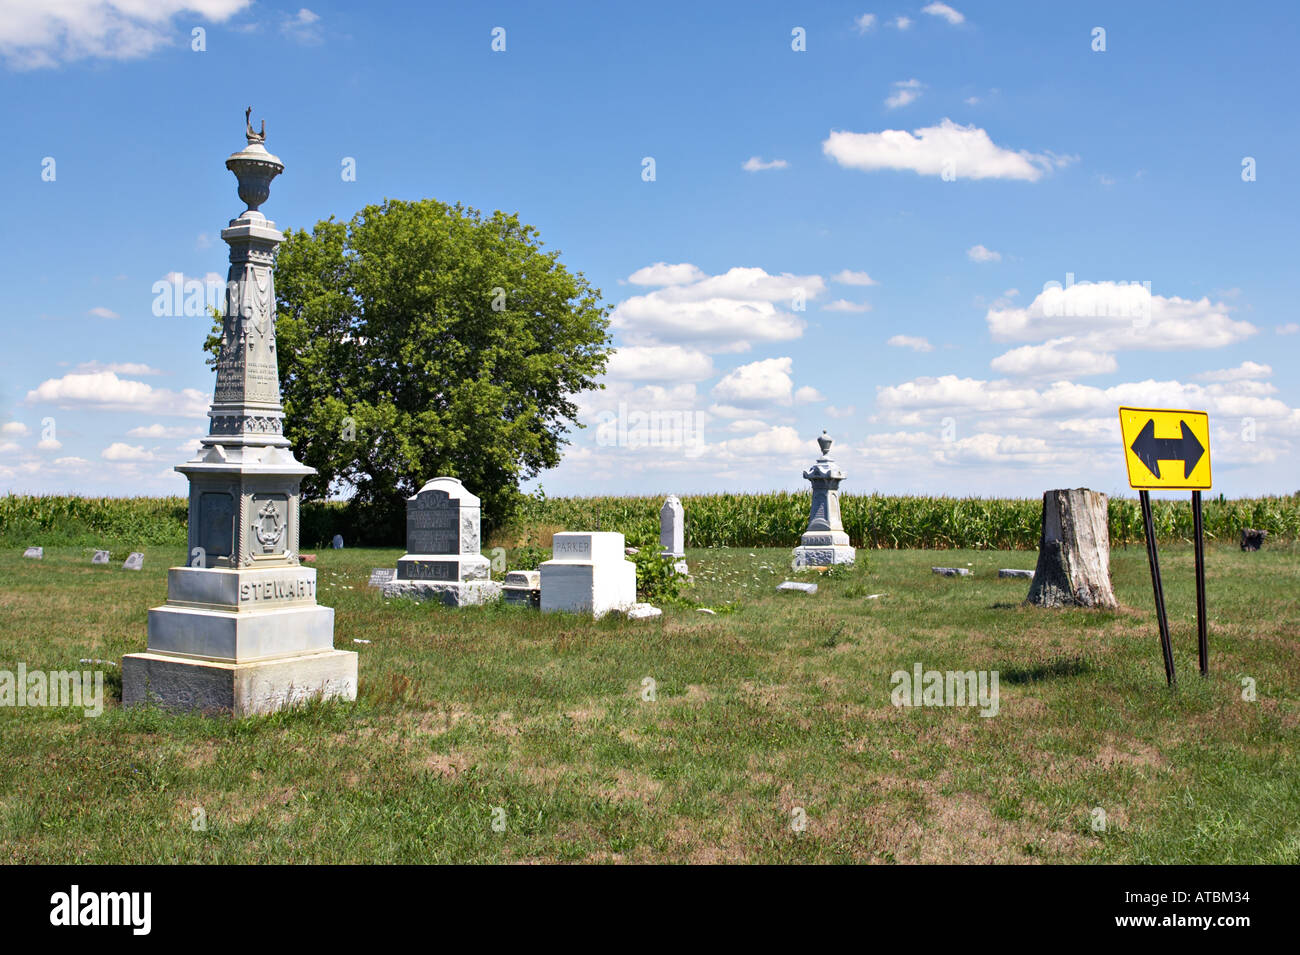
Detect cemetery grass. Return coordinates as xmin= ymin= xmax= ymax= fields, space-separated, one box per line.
xmin=1 ymin=544 xmax=1297 ymax=864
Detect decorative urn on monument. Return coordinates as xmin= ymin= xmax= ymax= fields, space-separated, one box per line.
xmin=791 ymin=430 xmax=856 ymax=568
xmin=122 ymin=109 xmax=357 ymax=716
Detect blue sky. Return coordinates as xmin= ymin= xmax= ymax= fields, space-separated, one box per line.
xmin=1 ymin=0 xmax=1296 ymax=501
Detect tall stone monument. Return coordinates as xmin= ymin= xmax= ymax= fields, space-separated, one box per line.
xmin=792 ymin=430 xmax=856 ymax=567
xmin=122 ymin=109 xmax=357 ymax=716
xmin=381 ymin=476 xmax=501 ymax=606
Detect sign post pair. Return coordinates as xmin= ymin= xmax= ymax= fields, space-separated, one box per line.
xmin=1118 ymin=407 xmax=1212 ymax=687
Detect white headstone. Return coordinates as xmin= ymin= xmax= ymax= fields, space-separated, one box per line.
xmin=122 ymin=552 xmax=144 ymax=571
xmin=659 ymin=495 xmax=684 ymax=558
xmin=22 ymin=546 xmax=43 ymax=559
xmin=792 ymin=431 xmax=855 ymax=568
xmin=539 ymin=531 xmax=636 ymax=618
xmin=332 ymin=535 xmax=344 ymax=549
xmin=92 ymin=550 xmax=110 ymax=565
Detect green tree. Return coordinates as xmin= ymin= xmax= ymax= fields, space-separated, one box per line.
xmin=208 ymin=199 xmax=612 ymax=540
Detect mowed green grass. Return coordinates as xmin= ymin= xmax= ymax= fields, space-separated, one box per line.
xmin=0 ymin=542 xmax=1296 ymax=864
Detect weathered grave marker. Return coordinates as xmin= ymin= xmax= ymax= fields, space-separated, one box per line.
xmin=23 ymin=547 xmax=42 ymax=559
xmin=367 ymin=568 xmax=397 ymax=589
xmin=792 ymin=431 xmax=855 ymax=568
xmin=122 ymin=552 xmax=144 ymax=571
xmin=381 ymin=477 xmax=501 ymax=606
xmin=92 ymin=550 xmax=110 ymax=565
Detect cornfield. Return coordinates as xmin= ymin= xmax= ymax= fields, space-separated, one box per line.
xmin=3 ymin=492 xmax=1298 ymax=550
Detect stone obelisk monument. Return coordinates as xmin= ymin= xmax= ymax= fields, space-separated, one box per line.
xmin=791 ymin=430 xmax=856 ymax=567
xmin=122 ymin=109 xmax=357 ymax=715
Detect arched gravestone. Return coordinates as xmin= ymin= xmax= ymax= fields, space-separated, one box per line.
xmin=381 ymin=477 xmax=501 ymax=606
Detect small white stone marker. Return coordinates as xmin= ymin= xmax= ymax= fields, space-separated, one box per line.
xmin=367 ymin=568 xmax=397 ymax=588
xmin=352 ymin=639 xmax=371 ymax=644
xmin=998 ymin=569 xmax=1034 ymax=579
xmin=932 ymin=567 xmax=970 ymax=577
xmin=22 ymin=547 xmax=42 ymax=559
xmin=122 ymin=552 xmax=144 ymax=571
xmin=866 ymin=593 xmax=887 ymax=599
xmin=91 ymin=550 xmax=110 ymax=565
xmin=777 ymin=581 xmax=818 ymax=594
xmin=697 ymin=608 xmax=717 ymax=615
xmin=659 ymin=495 xmax=685 ymax=558
xmin=626 ymin=603 xmax=662 ymax=620
xmin=539 ymin=531 xmax=636 ymax=618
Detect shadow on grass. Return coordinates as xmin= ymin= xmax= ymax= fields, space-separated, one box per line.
xmin=999 ymin=655 xmax=1093 ymax=684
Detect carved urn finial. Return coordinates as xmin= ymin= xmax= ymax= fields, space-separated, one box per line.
xmin=226 ymin=107 xmax=283 ymax=215
xmin=817 ymin=430 xmax=833 ymax=457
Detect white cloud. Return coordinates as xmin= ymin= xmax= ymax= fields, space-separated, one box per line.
xmin=1196 ymin=361 xmax=1272 ymax=382
xmin=611 ymin=266 xmax=822 ymax=353
xmin=87 ymin=306 xmax=119 ymax=319
xmin=890 ymin=16 xmax=912 ymax=30
xmin=854 ymin=14 xmax=877 ymax=33
xmin=0 ymin=0 xmax=251 ymax=69
xmin=25 ymin=371 xmax=208 ymax=416
xmin=37 ymin=437 xmax=62 ymax=451
xmin=53 ymin=456 xmax=89 ymax=469
xmin=967 ymin=244 xmax=1001 ymax=263
xmin=281 ymin=7 xmax=322 ymax=44
xmin=712 ymin=357 xmax=795 ymax=407
xmin=742 ymin=156 xmax=789 ymax=172
xmin=922 ymin=2 xmax=965 ymax=25
xmin=888 ymin=335 xmax=934 ymax=352
xmin=101 ymin=442 xmax=155 ymax=462
xmin=827 ymin=405 xmax=857 ymax=418
xmin=1277 ymin=323 xmax=1299 ymax=335
xmin=989 ymin=337 xmax=1118 ymax=380
xmin=717 ymin=426 xmax=807 ymax=459
xmin=626 ymin=262 xmax=707 ymax=287
xmin=823 ymin=119 xmax=1073 ymax=182
xmin=885 ymin=78 xmax=924 ymax=109
xmin=1 ymin=422 xmax=28 ymax=436
xmin=832 ymin=270 xmax=879 ymax=286
xmin=127 ymin=423 xmax=199 ymax=439
xmin=605 ymin=345 xmax=714 ymax=382
xmin=987 ymin=284 xmax=1256 ymax=353
xmin=823 ymin=299 xmax=872 ymax=313
xmin=794 ymin=385 xmax=825 ymax=404
xmin=726 ymin=418 xmax=768 ymax=433
xmin=0 ymin=441 xmax=20 ymax=455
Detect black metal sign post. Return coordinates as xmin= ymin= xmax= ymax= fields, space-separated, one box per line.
xmin=1139 ymin=490 xmax=1177 ymax=687
xmin=1192 ymin=490 xmax=1208 ymax=676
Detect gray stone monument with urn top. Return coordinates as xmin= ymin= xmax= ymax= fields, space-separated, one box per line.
xmin=381 ymin=476 xmax=502 ymax=606
xmin=791 ymin=430 xmax=856 ymax=567
xmin=122 ymin=109 xmax=357 ymax=716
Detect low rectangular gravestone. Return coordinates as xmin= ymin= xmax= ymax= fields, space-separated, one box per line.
xmin=123 ymin=552 xmax=144 ymax=571
xmin=539 ymin=531 xmax=636 ymax=618
xmin=368 ymin=568 xmax=397 ymax=589
xmin=92 ymin=550 xmax=110 ymax=565
xmin=23 ymin=547 xmax=43 ymax=559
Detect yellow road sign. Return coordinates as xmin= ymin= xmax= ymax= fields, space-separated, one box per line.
xmin=1118 ymin=406 xmax=1211 ymax=490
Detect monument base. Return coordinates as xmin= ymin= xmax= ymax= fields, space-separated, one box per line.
xmin=539 ymin=561 xmax=636 ymax=618
xmin=381 ymin=579 xmax=502 ymax=607
xmin=793 ymin=531 xmax=856 ymax=567
xmin=122 ymin=648 xmax=357 ymax=716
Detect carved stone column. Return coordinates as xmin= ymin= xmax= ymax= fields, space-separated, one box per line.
xmin=792 ymin=431 xmax=856 ymax=567
xmin=122 ymin=110 xmax=357 ymax=716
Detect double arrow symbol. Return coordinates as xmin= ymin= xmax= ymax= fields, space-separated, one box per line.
xmin=1129 ymin=418 xmax=1205 ymax=480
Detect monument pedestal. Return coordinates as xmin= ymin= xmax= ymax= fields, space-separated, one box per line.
xmin=123 ymin=566 xmax=356 ymax=715
xmin=792 ymin=530 xmax=857 ymax=567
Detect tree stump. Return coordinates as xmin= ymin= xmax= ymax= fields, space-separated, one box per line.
xmin=1025 ymin=488 xmax=1118 ymax=609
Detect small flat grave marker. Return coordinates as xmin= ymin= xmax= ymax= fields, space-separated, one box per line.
xmin=92 ymin=550 xmax=110 ymax=565
xmin=932 ymin=567 xmax=970 ymax=577
xmin=23 ymin=547 xmax=42 ymax=559
xmin=777 ymin=581 xmax=818 ymax=594
xmin=122 ymin=552 xmax=144 ymax=571
xmin=998 ymin=569 xmax=1033 ymax=579
xmin=368 ymin=568 xmax=397 ymax=589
